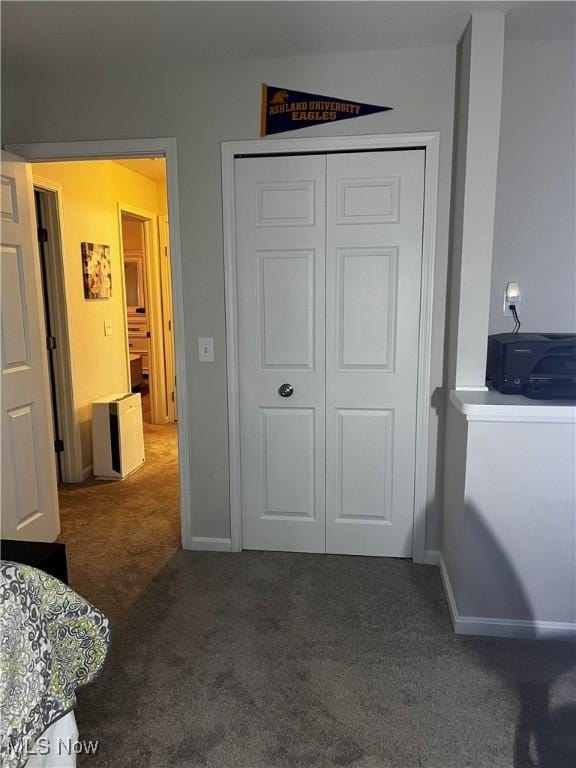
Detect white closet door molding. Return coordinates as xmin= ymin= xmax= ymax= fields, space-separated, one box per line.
xmin=222 ymin=133 xmax=440 ymax=561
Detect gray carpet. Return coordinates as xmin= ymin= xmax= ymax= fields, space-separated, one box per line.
xmin=58 ymin=423 xmax=180 ymax=623
xmin=75 ymin=551 xmax=576 ymax=768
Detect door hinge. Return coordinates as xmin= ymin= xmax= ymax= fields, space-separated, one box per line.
xmin=171 ymin=391 xmax=175 ymax=402
xmin=38 ymin=227 xmax=48 ymax=243
xmin=54 ymin=439 xmax=64 ymax=453
xmin=146 ymin=330 xmax=151 ymax=338
xmin=168 ymin=320 xmax=172 ymax=331
xmin=46 ymin=336 xmax=57 ymax=350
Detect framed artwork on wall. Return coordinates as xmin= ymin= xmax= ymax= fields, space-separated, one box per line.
xmin=81 ymin=242 xmax=112 ymax=299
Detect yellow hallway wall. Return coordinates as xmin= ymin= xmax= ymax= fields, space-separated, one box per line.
xmin=32 ymin=160 xmax=164 ymax=475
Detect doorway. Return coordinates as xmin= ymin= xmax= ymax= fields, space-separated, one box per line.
xmin=30 ymin=157 xmax=181 ymax=617
xmin=4 ymin=138 xmax=191 ymax=557
xmin=120 ymin=206 xmax=176 ymax=426
xmin=122 ymin=213 xmax=151 ymax=418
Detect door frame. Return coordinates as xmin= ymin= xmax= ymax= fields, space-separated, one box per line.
xmin=158 ymin=215 xmax=177 ymax=423
xmin=7 ymin=138 xmax=192 ymax=549
xmin=33 ymin=177 xmax=84 ymax=482
xmin=222 ymin=132 xmax=440 ymax=562
xmin=118 ymin=203 xmax=172 ymax=425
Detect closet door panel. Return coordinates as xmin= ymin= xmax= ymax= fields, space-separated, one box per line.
xmin=325 ymin=150 xmax=425 ymax=557
xmin=236 ymin=155 xmax=327 ymax=553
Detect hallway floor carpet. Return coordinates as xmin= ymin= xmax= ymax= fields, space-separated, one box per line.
xmin=58 ymin=422 xmax=180 ymax=622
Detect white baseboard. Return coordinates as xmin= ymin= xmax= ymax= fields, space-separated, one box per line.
xmin=81 ymin=464 xmax=93 ymax=481
xmin=438 ymin=554 xmax=460 ymax=628
xmin=187 ymin=537 xmax=232 ymax=552
xmin=438 ymin=555 xmax=576 ymax=639
xmin=452 ymin=615 xmax=576 ymax=639
xmin=421 ymin=549 xmax=440 ymax=566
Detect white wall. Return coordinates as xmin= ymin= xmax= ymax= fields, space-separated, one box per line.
xmin=445 ymin=13 xmax=504 ymax=390
xmin=490 ymin=38 xmax=576 ymax=334
xmin=3 ymin=46 xmax=456 ymax=546
xmin=445 ymin=22 xmax=471 ymax=392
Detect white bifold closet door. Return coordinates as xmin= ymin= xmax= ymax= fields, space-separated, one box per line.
xmin=236 ymin=150 xmax=424 ymax=556
xmin=325 ymin=151 xmax=424 ymax=556
xmin=236 ymin=155 xmax=327 ymax=553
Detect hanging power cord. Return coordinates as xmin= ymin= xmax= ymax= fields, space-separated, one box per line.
xmin=510 ymin=304 xmax=521 ymax=334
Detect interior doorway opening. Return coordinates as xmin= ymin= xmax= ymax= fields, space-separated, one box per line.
xmin=120 ymin=206 xmax=177 ymax=426
xmin=30 ymin=156 xmax=181 ymax=619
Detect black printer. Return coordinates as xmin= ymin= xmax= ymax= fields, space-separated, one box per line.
xmin=486 ymin=333 xmax=576 ymax=399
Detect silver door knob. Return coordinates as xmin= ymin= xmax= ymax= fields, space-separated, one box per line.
xmin=278 ymin=383 xmax=294 ymax=398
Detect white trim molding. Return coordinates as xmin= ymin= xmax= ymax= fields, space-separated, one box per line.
xmin=32 ymin=176 xmax=85 ymax=483
xmin=7 ymin=138 xmax=193 ymax=549
xmin=450 ymin=389 xmax=576 ymax=423
xmin=117 ymin=201 xmax=171 ymax=426
xmin=422 ymin=549 xmax=441 ymax=566
xmin=189 ymin=537 xmax=232 ymax=552
xmin=221 ymin=132 xmax=441 ymax=561
xmin=439 ymin=555 xmax=576 ymax=640
xmin=81 ymin=464 xmax=94 ymax=482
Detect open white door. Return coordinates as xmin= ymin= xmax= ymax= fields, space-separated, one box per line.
xmin=1 ymin=151 xmax=60 ymax=541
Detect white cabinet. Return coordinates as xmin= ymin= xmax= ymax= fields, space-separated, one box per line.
xmin=92 ymin=393 xmax=145 ymax=479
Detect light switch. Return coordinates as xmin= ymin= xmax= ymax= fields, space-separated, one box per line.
xmin=104 ymin=319 xmax=112 ymax=336
xmin=198 ymin=337 xmax=214 ymax=362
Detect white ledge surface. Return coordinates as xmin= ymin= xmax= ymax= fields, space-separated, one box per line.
xmin=449 ymin=390 xmax=576 ymax=422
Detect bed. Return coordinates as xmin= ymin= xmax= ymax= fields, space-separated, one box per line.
xmin=0 ymin=562 xmax=111 ymax=768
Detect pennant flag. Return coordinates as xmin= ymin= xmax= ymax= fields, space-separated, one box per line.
xmin=260 ymin=84 xmax=392 ymax=137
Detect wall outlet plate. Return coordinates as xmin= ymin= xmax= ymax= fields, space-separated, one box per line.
xmin=198 ymin=337 xmax=214 ymax=362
